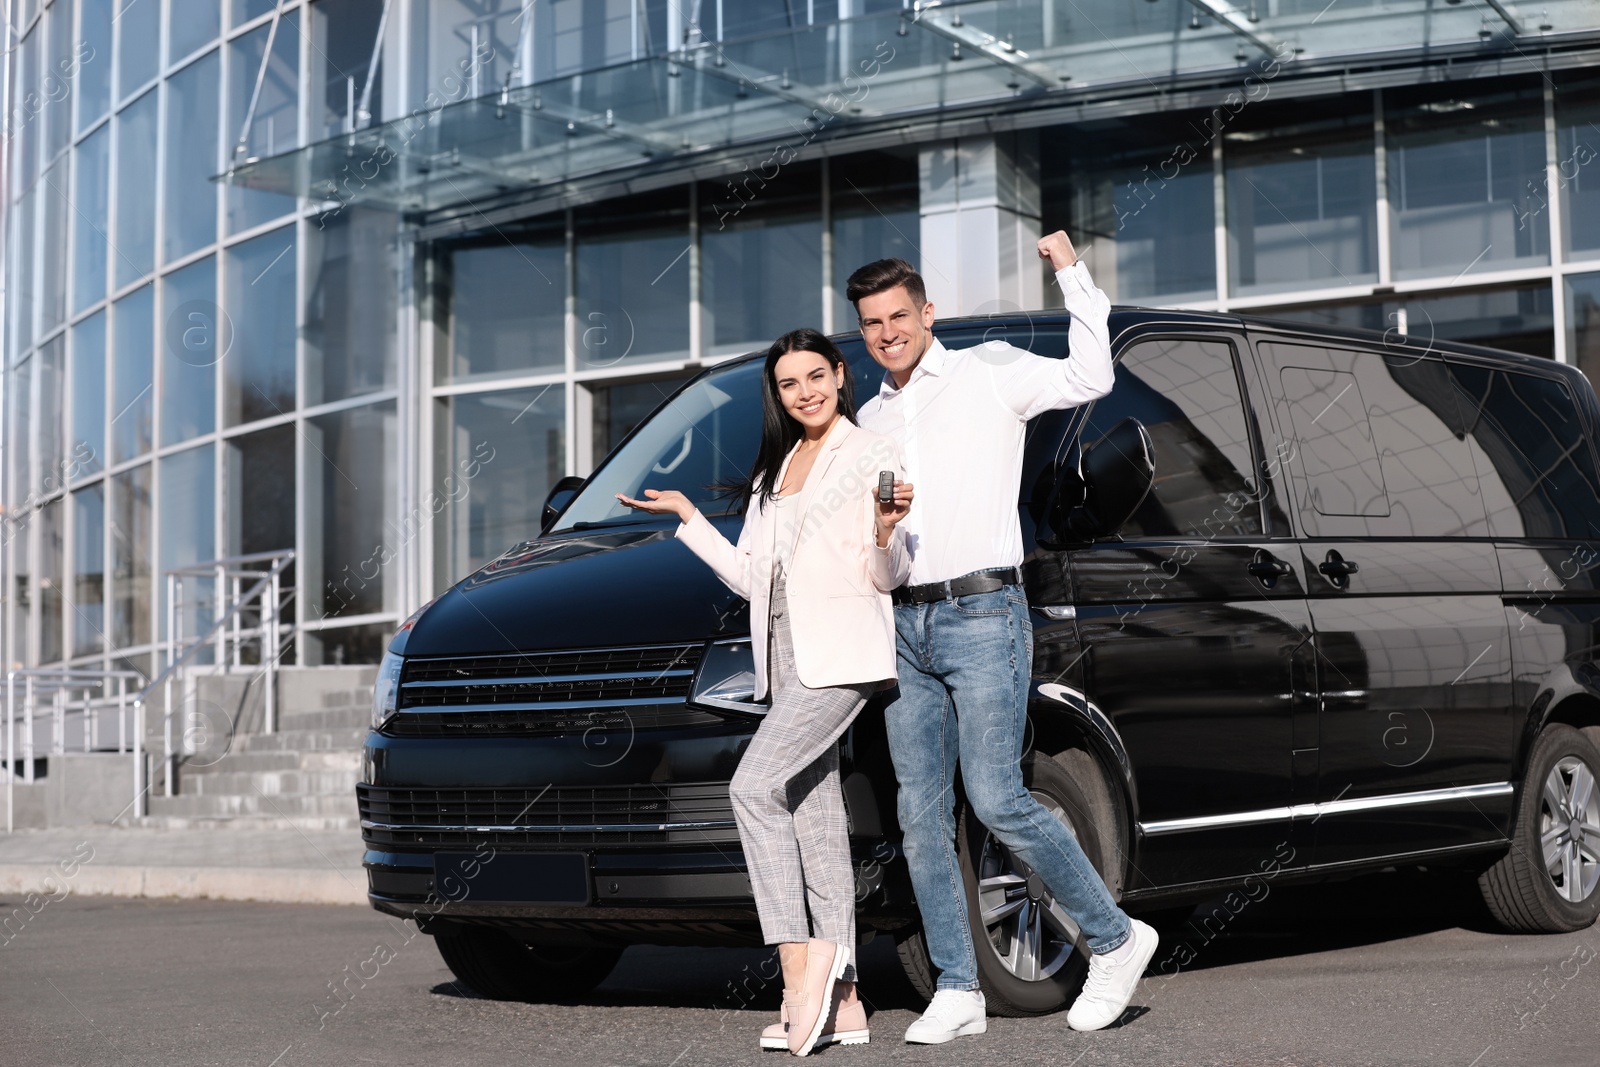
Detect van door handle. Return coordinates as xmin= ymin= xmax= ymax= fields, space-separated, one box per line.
xmin=1247 ymin=550 xmax=1293 ymax=583
xmin=1318 ymin=551 xmax=1360 ymax=586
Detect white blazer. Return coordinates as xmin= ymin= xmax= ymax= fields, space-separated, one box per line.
xmin=676 ymin=417 xmax=911 ymax=699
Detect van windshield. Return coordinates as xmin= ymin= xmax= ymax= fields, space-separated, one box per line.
xmin=556 ymin=359 xmax=768 ymax=529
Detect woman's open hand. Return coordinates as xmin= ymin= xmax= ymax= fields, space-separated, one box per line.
xmin=616 ymin=488 xmax=695 ymax=524
xmin=874 ymin=480 xmax=914 ymax=547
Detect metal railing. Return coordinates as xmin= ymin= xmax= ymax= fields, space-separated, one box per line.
xmin=2 ymin=549 xmax=296 ymax=829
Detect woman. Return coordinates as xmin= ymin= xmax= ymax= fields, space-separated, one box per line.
xmin=618 ymin=328 xmax=913 ymax=1056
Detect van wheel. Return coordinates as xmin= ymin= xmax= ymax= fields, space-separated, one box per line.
xmin=433 ymin=926 xmax=623 ymax=1001
xmin=957 ymin=751 xmax=1122 ymax=1017
xmin=1479 ymin=724 xmax=1600 ymax=933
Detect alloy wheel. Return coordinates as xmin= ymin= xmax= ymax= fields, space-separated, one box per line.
xmin=1541 ymin=755 xmax=1600 ymax=903
xmin=974 ymin=791 xmax=1082 ymax=982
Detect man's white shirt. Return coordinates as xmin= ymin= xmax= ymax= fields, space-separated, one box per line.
xmin=856 ymin=261 xmax=1115 ymax=587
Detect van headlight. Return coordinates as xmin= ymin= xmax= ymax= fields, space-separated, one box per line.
xmin=372 ymin=651 xmax=404 ymax=730
xmin=689 ymin=638 xmax=766 ymax=715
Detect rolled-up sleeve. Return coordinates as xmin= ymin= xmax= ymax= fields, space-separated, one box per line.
xmin=994 ymin=261 xmax=1115 ymax=420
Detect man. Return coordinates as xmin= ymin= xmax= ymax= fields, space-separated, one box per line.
xmin=850 ymin=231 xmax=1158 ymax=1042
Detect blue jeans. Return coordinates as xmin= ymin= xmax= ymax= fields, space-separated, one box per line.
xmin=884 ymin=582 xmax=1131 ymax=991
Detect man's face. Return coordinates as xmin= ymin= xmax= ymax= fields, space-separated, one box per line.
xmin=856 ymin=285 xmax=936 ymax=384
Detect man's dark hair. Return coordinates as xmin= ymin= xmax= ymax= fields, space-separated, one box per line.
xmin=846 ymin=257 xmax=928 ymax=313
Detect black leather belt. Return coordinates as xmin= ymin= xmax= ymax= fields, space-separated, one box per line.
xmin=892 ymin=567 xmax=1023 ymax=606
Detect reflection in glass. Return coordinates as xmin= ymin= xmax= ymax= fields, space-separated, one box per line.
xmin=1570 ymin=273 xmax=1600 ymax=397
xmin=160 ymin=445 xmax=216 ymax=640
xmin=434 ymin=387 xmax=564 ymax=587
xmin=78 ymin=0 xmax=114 ymax=132
xmin=11 ymin=512 xmax=30 ymax=664
xmin=115 ymin=90 xmax=158 ymax=286
xmin=701 ymin=171 xmax=822 ymax=355
xmin=305 ymin=623 xmax=390 ymax=666
xmin=831 ymin=152 xmax=920 ymax=328
xmin=73 ymin=126 xmax=110 ymax=313
xmin=39 ymin=162 xmax=68 ymax=331
xmin=225 ymin=226 xmax=296 ymax=425
xmin=445 ymin=236 xmax=564 ymax=382
xmin=71 ymin=313 xmax=106 ymax=478
xmin=1556 ymin=73 xmax=1600 ymax=256
xmin=43 ymin=1 xmax=74 ymax=160
xmin=558 ymin=364 xmax=763 ymax=530
xmin=73 ymin=484 xmax=106 ymax=656
xmin=228 ymin=11 xmax=299 ymax=233
xmin=40 ymin=498 xmax=63 ymax=663
xmin=592 ymin=378 xmax=689 ymax=463
xmin=37 ymin=337 xmax=64 ymax=495
xmin=1387 ymin=80 xmax=1549 ymax=280
xmin=117 ymin=0 xmax=158 ymax=98
xmin=10 ymin=357 xmax=34 ymax=504
xmin=112 ymin=285 xmax=154 ymax=463
xmin=227 ymin=423 xmax=296 ymax=558
xmin=169 ymin=0 xmax=221 ymax=61
xmin=411 ymin=0 xmax=524 ymax=105
xmin=165 ymin=51 xmax=220 ymax=264
xmin=161 ymin=257 xmax=218 ymax=444
xmin=308 ymin=402 xmax=396 ymax=619
xmin=111 ymin=463 xmax=152 ymax=648
xmin=576 ymin=191 xmax=690 ymax=367
xmin=311 ymin=0 xmax=386 ymax=139
xmin=1226 ymin=107 xmax=1377 ymax=295
xmin=307 ymin=208 xmax=398 ymax=404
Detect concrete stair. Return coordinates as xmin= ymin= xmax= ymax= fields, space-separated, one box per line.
xmin=141 ymin=665 xmax=375 ymax=832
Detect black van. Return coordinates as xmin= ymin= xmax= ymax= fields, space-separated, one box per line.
xmin=360 ymin=308 xmax=1600 ymax=1016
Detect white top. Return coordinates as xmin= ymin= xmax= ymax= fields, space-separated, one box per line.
xmin=856 ymin=261 xmax=1115 ymax=586
xmin=769 ymin=491 xmax=801 ymax=579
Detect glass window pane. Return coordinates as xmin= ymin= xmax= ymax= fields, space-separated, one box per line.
xmin=444 ymin=232 xmax=564 ymax=384
xmin=701 ymin=167 xmax=822 ymax=356
xmin=227 ymin=10 xmax=299 ymax=233
xmin=434 ymin=387 xmax=564 ymax=588
xmin=164 ymin=50 xmax=220 ymax=263
xmin=13 ymin=185 xmax=37 ymax=353
xmin=1557 ymin=72 xmax=1600 ymax=257
xmin=39 ymin=161 xmax=68 ymax=330
xmin=117 ymin=0 xmax=158 ymax=99
xmin=831 ymin=151 xmax=920 ymax=329
xmin=306 ymin=207 xmax=398 ymax=404
xmin=1388 ymin=79 xmax=1549 ymax=280
xmin=308 ymin=402 xmax=396 ymax=619
xmin=9 ymin=357 xmax=34 ymax=505
xmin=37 ymin=336 xmax=65 ymax=495
xmin=169 ymin=0 xmax=220 ymax=62
xmin=73 ymin=125 xmax=110 ymax=312
xmin=115 ymin=90 xmax=158 ymax=286
xmin=40 ymin=497 xmax=64 ymax=663
xmin=11 ymin=511 xmax=31 ymax=664
xmin=112 ymin=284 xmax=154 ymax=463
xmin=227 ymin=423 xmax=296 ymax=557
xmin=224 ymin=225 xmax=296 ymax=425
xmin=419 ymin=0 xmax=536 ymax=101
xmin=73 ymin=483 xmax=107 ymax=656
xmin=44 ymin=0 xmax=74 ymax=160
xmin=111 ymin=462 xmax=152 ymax=648
xmin=78 ymin=0 xmax=114 ymax=132
xmin=1042 ymin=115 xmax=1216 ymax=304
xmin=591 ymin=376 xmax=691 ymax=463
xmin=1256 ymin=283 xmax=1557 ymax=361
xmin=18 ymin=26 xmax=39 ymax=188
xmin=231 ymin=0 xmax=279 ymax=25
xmin=71 ymin=312 xmax=106 ymax=478
xmin=304 ymin=623 xmax=389 ymax=666
xmin=576 ymin=190 xmax=691 ymax=366
xmin=161 ymin=256 xmax=219 ymax=444
xmin=1568 ymin=272 xmax=1600 ymax=398
xmin=160 ymin=444 xmax=215 ymax=640
xmin=311 ymin=0 xmax=387 ymax=139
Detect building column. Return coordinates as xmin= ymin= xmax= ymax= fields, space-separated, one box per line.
xmin=918 ymin=132 xmax=1044 ymax=317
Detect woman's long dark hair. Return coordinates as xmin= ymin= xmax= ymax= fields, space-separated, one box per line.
xmin=722 ymin=328 xmax=857 ymax=509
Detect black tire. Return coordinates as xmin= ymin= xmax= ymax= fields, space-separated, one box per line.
xmin=894 ymin=926 xmax=938 ymax=1003
xmin=958 ymin=749 xmax=1123 ymax=1017
xmin=433 ymin=926 xmax=624 ymax=1001
xmin=1479 ymin=724 xmax=1600 ymax=933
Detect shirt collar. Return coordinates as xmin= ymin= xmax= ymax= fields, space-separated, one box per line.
xmin=877 ymin=337 xmax=948 ymax=398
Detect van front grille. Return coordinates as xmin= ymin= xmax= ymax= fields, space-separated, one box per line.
xmin=357 ymin=782 xmax=738 ymax=848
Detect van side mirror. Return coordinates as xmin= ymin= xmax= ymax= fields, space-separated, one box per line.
xmin=1047 ymin=418 xmax=1155 ymax=543
xmin=541 ymin=475 xmax=587 ymax=532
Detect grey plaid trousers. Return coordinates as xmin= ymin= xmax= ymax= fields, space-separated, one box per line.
xmin=728 ymin=569 xmax=873 ymax=982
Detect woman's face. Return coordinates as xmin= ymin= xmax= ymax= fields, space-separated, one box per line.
xmin=773 ymin=349 xmax=845 ymax=434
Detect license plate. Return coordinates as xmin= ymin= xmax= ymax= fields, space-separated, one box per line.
xmin=432 ymin=851 xmax=590 ymax=905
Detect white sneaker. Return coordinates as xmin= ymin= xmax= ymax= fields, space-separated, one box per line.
xmin=1066 ymin=919 xmax=1159 ymax=1032
xmin=904 ymin=989 xmax=988 ymax=1044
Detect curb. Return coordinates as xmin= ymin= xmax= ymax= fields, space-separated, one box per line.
xmin=0 ymin=864 xmax=368 ymax=906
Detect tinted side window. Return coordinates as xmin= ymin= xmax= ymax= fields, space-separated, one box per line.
xmin=1452 ymin=366 xmax=1600 ymax=539
xmin=1262 ymin=341 xmax=1489 ymax=537
xmin=1079 ymin=337 xmax=1263 ymax=538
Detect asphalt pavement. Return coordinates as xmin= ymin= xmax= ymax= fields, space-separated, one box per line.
xmin=2 ymin=869 xmax=1594 ymax=1067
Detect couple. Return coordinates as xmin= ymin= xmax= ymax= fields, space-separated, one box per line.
xmin=619 ymin=231 xmax=1158 ymax=1055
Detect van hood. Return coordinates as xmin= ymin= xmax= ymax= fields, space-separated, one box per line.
xmin=392 ymin=520 xmax=750 ymax=658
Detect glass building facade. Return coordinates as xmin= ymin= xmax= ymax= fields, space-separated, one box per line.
xmin=5 ymin=0 xmax=1600 ymax=672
